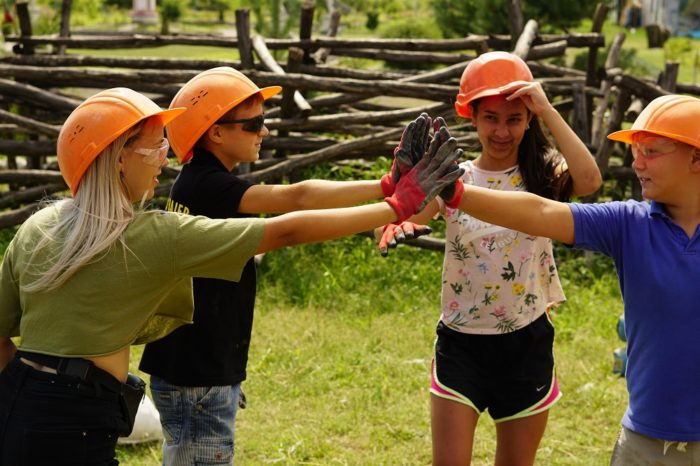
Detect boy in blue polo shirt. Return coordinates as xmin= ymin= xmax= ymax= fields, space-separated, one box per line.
xmin=390 ymin=93 xmax=700 ymax=464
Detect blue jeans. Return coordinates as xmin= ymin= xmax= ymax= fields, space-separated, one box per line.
xmin=150 ymin=376 xmax=241 ymax=466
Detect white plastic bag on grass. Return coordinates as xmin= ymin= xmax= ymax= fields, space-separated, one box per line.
xmin=117 ymin=395 xmax=164 ymax=445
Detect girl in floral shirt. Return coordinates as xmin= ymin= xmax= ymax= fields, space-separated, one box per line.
xmin=381 ymin=52 xmax=602 ymax=465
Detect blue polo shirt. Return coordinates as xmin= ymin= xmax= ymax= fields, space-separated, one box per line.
xmin=570 ymin=200 xmax=700 ymax=442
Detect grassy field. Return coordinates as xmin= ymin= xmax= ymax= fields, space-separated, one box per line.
xmin=115 ymin=237 xmax=628 ymax=466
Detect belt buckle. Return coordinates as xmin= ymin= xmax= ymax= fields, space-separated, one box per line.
xmin=59 ymin=358 xmax=91 ymax=381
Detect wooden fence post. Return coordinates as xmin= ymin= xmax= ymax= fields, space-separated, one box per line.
xmin=276 ymin=47 xmax=305 ymax=159
xmin=658 ymin=62 xmax=680 ymax=93
xmin=596 ymin=86 xmax=631 ymax=176
xmin=281 ymin=47 xmax=305 ymax=120
xmin=587 ymin=3 xmax=609 ymax=89
xmin=591 ymin=33 xmax=625 ymax=146
xmin=512 ymin=19 xmax=537 ymax=59
xmin=313 ymin=9 xmax=341 ymax=64
xmin=57 ymin=0 xmax=73 ymax=55
xmin=572 ymin=82 xmax=589 ymax=143
xmin=15 ymin=0 xmax=34 ymax=55
xmin=508 ymin=0 xmax=524 ymax=49
xmin=583 ymin=2 xmax=609 ymax=145
xmin=299 ymin=1 xmax=314 ymax=65
xmin=235 ymin=9 xmax=254 ymax=69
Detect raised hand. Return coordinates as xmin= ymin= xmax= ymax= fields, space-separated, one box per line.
xmin=431 ymin=117 xmax=463 ymax=208
xmin=378 ymin=221 xmax=432 ymax=257
xmin=500 ymin=80 xmax=553 ymax=116
xmin=380 ymin=113 xmax=432 ymax=196
xmin=384 ymin=136 xmax=464 ymax=222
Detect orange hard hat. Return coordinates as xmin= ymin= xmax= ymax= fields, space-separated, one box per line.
xmin=57 ymin=88 xmax=186 ymax=195
xmin=166 ymin=66 xmax=282 ymax=163
xmin=454 ymin=51 xmax=533 ymax=118
xmin=607 ymin=94 xmax=700 ymax=149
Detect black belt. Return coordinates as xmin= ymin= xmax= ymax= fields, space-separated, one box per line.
xmin=16 ymin=350 xmax=123 ymax=394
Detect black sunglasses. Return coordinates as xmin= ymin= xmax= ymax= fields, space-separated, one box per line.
xmin=216 ymin=114 xmax=265 ymax=133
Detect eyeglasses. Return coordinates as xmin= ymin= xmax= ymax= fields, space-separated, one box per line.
xmin=631 ymin=135 xmax=687 ymax=160
xmin=216 ymin=114 xmax=265 ymax=133
xmin=134 ymin=138 xmax=170 ymax=167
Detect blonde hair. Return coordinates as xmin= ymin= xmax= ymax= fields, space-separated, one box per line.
xmin=23 ymin=121 xmax=146 ymax=293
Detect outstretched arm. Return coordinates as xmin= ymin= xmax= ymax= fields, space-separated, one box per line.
xmin=239 ymin=180 xmax=383 ymax=214
xmin=257 ymin=202 xmax=398 ymax=253
xmin=239 ymin=114 xmax=433 ymax=214
xmin=256 ymin=134 xmax=465 ymax=253
xmin=502 ymin=81 xmax=602 ymax=196
xmin=457 ymin=184 xmax=575 ymax=244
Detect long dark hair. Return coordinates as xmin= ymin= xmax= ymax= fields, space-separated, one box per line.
xmin=471 ymin=100 xmax=573 ymax=202
xmin=517 ymin=118 xmax=573 ymax=201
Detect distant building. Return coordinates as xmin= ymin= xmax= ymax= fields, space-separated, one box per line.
xmin=618 ymin=0 xmax=700 ymax=36
xmin=678 ymin=0 xmax=700 ymax=36
xmin=642 ymin=0 xmax=680 ymax=33
xmin=133 ymin=0 xmax=158 ymax=25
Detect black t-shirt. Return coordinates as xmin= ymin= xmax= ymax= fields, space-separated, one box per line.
xmin=139 ymin=149 xmax=256 ymax=386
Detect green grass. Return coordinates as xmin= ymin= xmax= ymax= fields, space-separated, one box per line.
xmin=116 ymin=239 xmax=627 ymax=466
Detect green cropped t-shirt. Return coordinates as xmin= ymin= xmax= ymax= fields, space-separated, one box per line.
xmin=0 ymin=204 xmax=264 ymax=358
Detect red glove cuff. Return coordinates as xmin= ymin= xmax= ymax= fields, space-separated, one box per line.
xmin=384 ymin=173 xmax=425 ymax=223
xmin=442 ymin=179 xmax=464 ymax=209
xmin=380 ymin=173 xmax=395 ymax=197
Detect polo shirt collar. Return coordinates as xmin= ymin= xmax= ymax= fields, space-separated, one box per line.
xmin=648 ymin=200 xmax=670 ymax=219
xmin=191 ymin=147 xmax=228 ymax=172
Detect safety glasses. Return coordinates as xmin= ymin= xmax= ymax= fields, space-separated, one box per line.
xmin=216 ymin=114 xmax=265 ymax=133
xmin=134 ymin=138 xmax=170 ymax=167
xmin=631 ymin=135 xmax=688 ymax=160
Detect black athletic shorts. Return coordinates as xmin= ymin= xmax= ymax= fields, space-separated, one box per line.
xmin=430 ymin=312 xmax=561 ymax=421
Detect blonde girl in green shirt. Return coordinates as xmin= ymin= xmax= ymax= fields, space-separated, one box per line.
xmin=0 ymin=87 xmax=462 ymax=465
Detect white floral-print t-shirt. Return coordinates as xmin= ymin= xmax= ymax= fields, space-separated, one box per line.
xmin=440 ymin=160 xmax=565 ymax=334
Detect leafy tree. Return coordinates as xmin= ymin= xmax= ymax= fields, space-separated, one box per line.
xmin=189 ymin=0 xmax=235 ymax=22
xmin=103 ymin=0 xmax=131 ymax=7
xmin=429 ymin=0 xmax=602 ymax=37
xmin=243 ymin=0 xmax=295 ymax=37
xmin=159 ymin=0 xmax=184 ymax=34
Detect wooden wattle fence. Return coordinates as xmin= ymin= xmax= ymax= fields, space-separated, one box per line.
xmin=0 ymin=2 xmax=691 ymax=235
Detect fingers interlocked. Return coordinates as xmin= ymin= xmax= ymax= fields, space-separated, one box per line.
xmin=384 ymin=134 xmax=464 ymax=222
xmin=381 ymin=113 xmax=432 ymax=196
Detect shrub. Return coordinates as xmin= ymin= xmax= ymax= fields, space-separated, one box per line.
xmin=568 ymin=45 xmax=658 ymax=79
xmin=664 ymin=36 xmax=693 ymax=64
xmin=430 ymin=0 xmax=600 ymax=38
xmin=377 ymin=16 xmax=441 ymax=70
xmin=366 ymin=11 xmax=379 ymax=31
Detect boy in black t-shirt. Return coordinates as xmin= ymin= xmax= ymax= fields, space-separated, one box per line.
xmin=138 ymin=67 xmax=448 ymax=465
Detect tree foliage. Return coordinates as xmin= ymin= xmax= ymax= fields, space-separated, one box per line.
xmin=104 ymin=0 xmax=132 ymax=8
xmin=189 ymin=0 xmax=235 ymax=22
xmin=429 ymin=0 xmax=602 ymax=37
